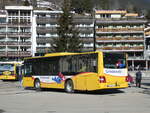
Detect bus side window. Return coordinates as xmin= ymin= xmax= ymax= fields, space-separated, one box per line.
xmin=24 ymin=64 xmax=32 ymax=76
xmin=16 ymin=66 xmax=19 ymax=75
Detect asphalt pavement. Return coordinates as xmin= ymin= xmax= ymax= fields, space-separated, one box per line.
xmin=0 ymin=79 xmax=150 ymax=113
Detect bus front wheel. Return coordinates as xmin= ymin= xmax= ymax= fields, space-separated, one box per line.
xmin=65 ymin=80 xmax=74 ymax=93
xmin=34 ymin=79 xmax=41 ymax=91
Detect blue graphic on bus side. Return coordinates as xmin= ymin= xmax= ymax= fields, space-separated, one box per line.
xmin=52 ymin=76 xmax=62 ymax=84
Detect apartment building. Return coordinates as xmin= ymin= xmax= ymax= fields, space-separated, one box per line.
xmin=1 ymin=7 xmax=149 ymax=71
xmin=73 ymin=14 xmax=94 ymax=52
xmin=0 ymin=10 xmax=7 ymax=61
xmin=0 ymin=6 xmax=33 ymax=61
xmin=33 ymin=10 xmax=60 ymax=55
xmin=34 ymin=10 xmax=94 ymax=55
xmin=95 ymin=10 xmax=147 ymax=70
xmin=144 ymin=25 xmax=150 ymax=60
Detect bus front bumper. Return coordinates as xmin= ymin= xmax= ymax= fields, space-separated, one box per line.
xmin=0 ymin=75 xmax=16 ymax=80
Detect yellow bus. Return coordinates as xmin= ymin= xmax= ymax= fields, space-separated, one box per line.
xmin=0 ymin=61 xmax=22 ymax=81
xmin=22 ymin=51 xmax=128 ymax=92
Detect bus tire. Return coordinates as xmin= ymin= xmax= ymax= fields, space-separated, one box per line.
xmin=65 ymin=80 xmax=74 ymax=93
xmin=34 ymin=79 xmax=41 ymax=91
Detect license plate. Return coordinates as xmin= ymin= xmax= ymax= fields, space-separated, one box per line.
xmin=107 ymin=84 xmax=116 ymax=87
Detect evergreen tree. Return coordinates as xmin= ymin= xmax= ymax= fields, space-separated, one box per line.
xmin=82 ymin=0 xmax=93 ymax=13
xmin=23 ymin=0 xmax=30 ymax=6
xmin=99 ymin=0 xmax=110 ymax=10
xmin=145 ymin=10 xmax=150 ymax=19
xmin=51 ymin=0 xmax=83 ymax=52
xmin=71 ymin=0 xmax=93 ymax=13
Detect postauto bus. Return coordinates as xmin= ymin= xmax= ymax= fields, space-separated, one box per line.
xmin=0 ymin=61 xmax=22 ymax=80
xmin=22 ymin=51 xmax=128 ymax=92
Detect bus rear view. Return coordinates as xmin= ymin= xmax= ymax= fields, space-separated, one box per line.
xmin=100 ymin=52 xmax=128 ymax=89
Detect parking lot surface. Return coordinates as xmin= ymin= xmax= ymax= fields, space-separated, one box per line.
xmin=0 ymin=80 xmax=150 ymax=113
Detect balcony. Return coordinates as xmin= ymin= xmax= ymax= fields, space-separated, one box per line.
xmin=96 ymin=37 xmax=144 ymax=42
xmin=7 ymin=51 xmax=32 ymax=57
xmin=7 ymin=22 xmax=31 ymax=27
xmin=0 ymin=32 xmax=6 ymax=37
xmin=96 ymin=28 xmax=144 ymax=33
xmin=0 ymin=52 xmax=7 ymax=56
xmin=19 ymin=22 xmax=31 ymax=27
xmin=36 ymin=27 xmax=57 ymax=33
xmin=19 ymin=42 xmax=31 ymax=46
xmin=73 ymin=19 xmax=93 ymax=24
xmin=6 ymin=41 xmax=31 ymax=46
xmin=36 ymin=48 xmax=51 ymax=53
xmin=0 ymin=41 xmax=7 ymax=45
xmin=0 ymin=51 xmax=32 ymax=57
xmin=81 ymin=38 xmax=94 ymax=43
xmin=7 ymin=32 xmax=19 ymax=37
xmin=78 ymin=28 xmax=93 ymax=33
xmin=0 ymin=23 xmax=7 ymax=27
xmin=96 ymin=18 xmax=147 ymax=24
xmin=20 ymin=33 xmax=31 ymax=37
xmin=7 ymin=32 xmax=31 ymax=37
xmin=36 ymin=18 xmax=58 ymax=24
xmin=36 ymin=37 xmax=53 ymax=43
xmin=97 ymin=46 xmax=144 ymax=51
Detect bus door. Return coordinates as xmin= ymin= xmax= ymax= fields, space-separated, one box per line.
xmin=22 ymin=63 xmax=34 ymax=87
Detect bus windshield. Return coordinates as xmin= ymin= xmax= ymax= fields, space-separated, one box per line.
xmin=103 ymin=53 xmax=126 ymax=69
xmin=0 ymin=64 xmax=14 ymax=72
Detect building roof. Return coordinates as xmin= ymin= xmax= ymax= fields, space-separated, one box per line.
xmin=34 ymin=10 xmax=62 ymax=14
xmin=125 ymin=13 xmax=138 ymax=17
xmin=5 ymin=6 xmax=33 ymax=10
xmin=95 ymin=10 xmax=127 ymax=14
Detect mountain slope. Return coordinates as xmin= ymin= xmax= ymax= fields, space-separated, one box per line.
xmin=1 ymin=0 xmax=150 ymax=11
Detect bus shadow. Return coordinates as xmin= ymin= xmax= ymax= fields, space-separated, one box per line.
xmin=76 ymin=89 xmax=124 ymax=95
xmin=0 ymin=109 xmax=5 ymax=113
xmin=25 ymin=88 xmax=124 ymax=95
xmin=1 ymin=80 xmax=18 ymax=82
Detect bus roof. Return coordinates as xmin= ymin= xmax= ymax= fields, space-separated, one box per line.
xmin=24 ymin=51 xmax=101 ymax=60
xmin=44 ymin=52 xmax=79 ymax=57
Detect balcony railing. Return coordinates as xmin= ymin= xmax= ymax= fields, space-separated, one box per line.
xmin=20 ymin=33 xmax=31 ymax=37
xmin=0 ymin=51 xmax=32 ymax=57
xmin=36 ymin=48 xmax=51 ymax=53
xmin=36 ymin=37 xmax=53 ymax=43
xmin=36 ymin=27 xmax=57 ymax=33
xmin=7 ymin=22 xmax=31 ymax=27
xmin=36 ymin=18 xmax=58 ymax=24
xmin=7 ymin=32 xmax=31 ymax=37
xmin=0 ymin=52 xmax=6 ymax=56
xmin=7 ymin=41 xmax=31 ymax=46
xmin=0 ymin=42 xmax=7 ymax=45
xmin=0 ymin=41 xmax=31 ymax=46
xmin=96 ymin=28 xmax=144 ymax=33
xmin=97 ymin=37 xmax=143 ymax=40
xmin=96 ymin=19 xmax=147 ymax=24
xmin=96 ymin=37 xmax=144 ymax=42
xmin=0 ymin=23 xmax=7 ymax=27
xmin=97 ymin=46 xmax=144 ymax=50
